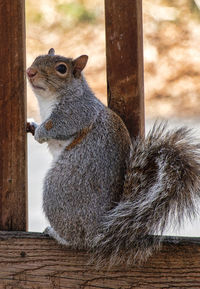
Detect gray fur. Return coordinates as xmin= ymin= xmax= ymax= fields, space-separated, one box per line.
xmin=27 ymin=50 xmax=200 ymax=267
xmin=93 ymin=123 xmax=200 ymax=266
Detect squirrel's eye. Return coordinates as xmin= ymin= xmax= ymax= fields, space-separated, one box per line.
xmin=56 ymin=64 xmax=67 ymax=74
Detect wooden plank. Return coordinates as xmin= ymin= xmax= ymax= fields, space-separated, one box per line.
xmin=0 ymin=1 xmax=27 ymax=230
xmin=0 ymin=232 xmax=200 ymax=288
xmin=105 ymin=0 xmax=145 ymax=138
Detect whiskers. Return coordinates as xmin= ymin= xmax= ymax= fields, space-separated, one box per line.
xmin=45 ymin=77 xmax=60 ymax=90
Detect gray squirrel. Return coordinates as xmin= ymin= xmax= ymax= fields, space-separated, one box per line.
xmin=27 ymin=48 xmax=200 ymax=266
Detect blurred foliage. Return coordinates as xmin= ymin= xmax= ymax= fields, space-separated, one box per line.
xmin=153 ymin=0 xmax=200 ymax=21
xmin=56 ymin=2 xmax=96 ymax=24
xmin=144 ymin=0 xmax=200 ymax=22
xmin=26 ymin=0 xmax=200 ymax=118
xmin=143 ymin=0 xmax=200 ymax=117
xmin=26 ymin=0 xmax=200 ymax=31
xmin=26 ymin=0 xmax=101 ymax=30
xmin=26 ymin=2 xmax=43 ymax=24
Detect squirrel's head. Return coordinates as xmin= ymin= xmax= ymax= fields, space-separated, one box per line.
xmin=27 ymin=48 xmax=88 ymax=97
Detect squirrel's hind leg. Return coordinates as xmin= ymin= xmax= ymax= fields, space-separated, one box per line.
xmin=44 ymin=226 xmax=70 ymax=246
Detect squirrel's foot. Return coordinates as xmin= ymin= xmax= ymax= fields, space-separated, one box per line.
xmin=44 ymin=226 xmax=70 ymax=246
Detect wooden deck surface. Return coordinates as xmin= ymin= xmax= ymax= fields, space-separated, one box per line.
xmin=0 ymin=231 xmax=200 ymax=289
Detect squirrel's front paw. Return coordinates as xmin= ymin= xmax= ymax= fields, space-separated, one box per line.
xmin=26 ymin=120 xmax=38 ymax=136
xmin=34 ymin=127 xmax=48 ymax=143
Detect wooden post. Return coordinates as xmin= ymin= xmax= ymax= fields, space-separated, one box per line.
xmin=105 ymin=0 xmax=145 ymax=138
xmin=0 ymin=1 xmax=27 ymax=231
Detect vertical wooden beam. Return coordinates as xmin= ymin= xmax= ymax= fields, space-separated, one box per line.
xmin=0 ymin=1 xmax=27 ymax=230
xmin=105 ymin=0 xmax=145 ymax=138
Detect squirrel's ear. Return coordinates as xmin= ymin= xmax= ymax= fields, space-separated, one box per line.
xmin=72 ymin=55 xmax=88 ymax=78
xmin=48 ymin=48 xmax=55 ymax=56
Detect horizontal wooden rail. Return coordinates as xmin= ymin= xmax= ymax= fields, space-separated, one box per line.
xmin=0 ymin=231 xmax=200 ymax=288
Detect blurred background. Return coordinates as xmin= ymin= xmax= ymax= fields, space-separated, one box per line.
xmin=27 ymin=0 xmax=200 ymax=235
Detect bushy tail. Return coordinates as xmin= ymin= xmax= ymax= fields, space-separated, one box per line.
xmin=93 ymin=123 xmax=200 ymax=266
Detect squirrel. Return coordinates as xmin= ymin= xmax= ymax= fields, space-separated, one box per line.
xmin=27 ymin=48 xmax=200 ymax=266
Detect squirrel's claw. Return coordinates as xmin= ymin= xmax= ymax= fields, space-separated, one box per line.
xmin=26 ymin=120 xmax=38 ymax=136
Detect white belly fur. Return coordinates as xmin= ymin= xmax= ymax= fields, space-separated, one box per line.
xmin=35 ymin=92 xmax=74 ymax=161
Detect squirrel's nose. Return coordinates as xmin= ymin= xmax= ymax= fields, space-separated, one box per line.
xmin=26 ymin=67 xmax=37 ymax=78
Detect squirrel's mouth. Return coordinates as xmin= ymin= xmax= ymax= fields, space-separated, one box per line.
xmin=28 ymin=76 xmax=45 ymax=91
xmin=31 ymin=82 xmax=45 ymax=91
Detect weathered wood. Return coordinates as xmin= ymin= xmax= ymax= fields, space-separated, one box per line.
xmin=105 ymin=0 xmax=145 ymax=138
xmin=0 ymin=0 xmax=27 ymax=230
xmin=0 ymin=231 xmax=200 ymax=288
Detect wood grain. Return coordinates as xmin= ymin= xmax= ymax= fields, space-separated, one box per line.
xmin=0 ymin=0 xmax=27 ymax=230
xmin=0 ymin=231 xmax=200 ymax=288
xmin=105 ymin=0 xmax=145 ymax=138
